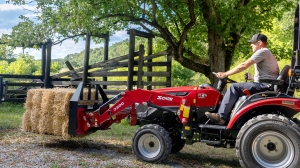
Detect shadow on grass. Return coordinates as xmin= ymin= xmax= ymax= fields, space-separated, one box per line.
xmin=41 ymin=139 xmax=132 ymax=154
xmin=0 ymin=127 xmax=19 ymax=138
xmin=167 ymin=152 xmax=241 ymax=168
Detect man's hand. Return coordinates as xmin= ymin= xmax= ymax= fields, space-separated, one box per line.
xmin=214 ymin=72 xmax=227 ymax=79
xmin=244 ymin=72 xmax=254 ymax=80
xmin=244 ymin=72 xmax=249 ymax=80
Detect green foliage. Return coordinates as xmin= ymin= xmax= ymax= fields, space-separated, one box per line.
xmin=0 ymin=45 xmax=7 ymax=59
xmin=62 ymin=39 xmax=132 ymax=68
xmin=0 ymin=45 xmax=16 ymax=61
xmin=189 ymin=73 xmax=210 ymax=86
xmin=262 ymin=11 xmax=294 ymax=60
xmin=50 ymin=61 xmax=62 ymax=74
xmin=172 ymin=61 xmax=196 ymax=86
xmin=233 ymin=11 xmax=294 ymax=61
xmin=3 ymin=0 xmax=295 ymax=86
xmin=0 ymin=61 xmax=9 ymax=74
xmin=7 ymin=54 xmax=37 ymax=74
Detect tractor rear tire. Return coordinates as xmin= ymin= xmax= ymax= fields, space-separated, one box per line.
xmin=132 ymin=124 xmax=172 ymax=163
xmin=236 ymin=114 xmax=300 ymax=168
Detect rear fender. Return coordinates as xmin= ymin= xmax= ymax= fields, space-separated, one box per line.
xmin=227 ymin=97 xmax=300 ymax=129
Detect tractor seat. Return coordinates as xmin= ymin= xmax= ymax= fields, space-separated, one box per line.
xmin=232 ymin=65 xmax=291 ymax=118
xmin=242 ymin=65 xmax=291 ymax=96
xmin=258 ymin=65 xmax=291 ymax=94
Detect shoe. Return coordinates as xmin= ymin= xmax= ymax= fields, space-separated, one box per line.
xmin=205 ymin=112 xmax=226 ymax=125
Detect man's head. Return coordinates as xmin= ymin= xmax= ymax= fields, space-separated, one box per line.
xmin=247 ymin=33 xmax=268 ymax=43
xmin=248 ymin=33 xmax=268 ymax=52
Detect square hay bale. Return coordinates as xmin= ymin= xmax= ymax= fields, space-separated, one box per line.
xmin=22 ymin=88 xmax=102 ymax=138
xmin=38 ymin=90 xmax=55 ymax=134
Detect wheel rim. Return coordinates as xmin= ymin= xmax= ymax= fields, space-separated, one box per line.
xmin=138 ymin=133 xmax=161 ymax=158
xmin=251 ymin=131 xmax=294 ymax=168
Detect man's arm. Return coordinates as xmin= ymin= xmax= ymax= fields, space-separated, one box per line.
xmin=216 ymin=59 xmax=255 ymax=79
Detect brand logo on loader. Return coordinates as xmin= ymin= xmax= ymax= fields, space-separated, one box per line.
xmin=157 ymin=96 xmax=173 ymax=101
xmin=113 ymin=102 xmax=124 ymax=111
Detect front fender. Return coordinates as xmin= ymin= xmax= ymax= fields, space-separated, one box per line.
xmin=227 ymin=97 xmax=300 ymax=129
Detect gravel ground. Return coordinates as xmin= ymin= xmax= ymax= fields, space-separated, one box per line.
xmin=0 ymin=129 xmax=239 ymax=168
xmin=0 ymin=143 xmax=134 ymax=168
xmin=0 ymin=131 xmax=184 ymax=168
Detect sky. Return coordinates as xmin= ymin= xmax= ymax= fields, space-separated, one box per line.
xmin=0 ymin=0 xmax=128 ymax=59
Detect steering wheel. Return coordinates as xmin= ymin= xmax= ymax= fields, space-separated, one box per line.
xmin=213 ymin=72 xmax=236 ymax=92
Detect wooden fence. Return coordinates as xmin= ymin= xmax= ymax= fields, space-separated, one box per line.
xmin=0 ymin=48 xmax=171 ymax=102
xmin=0 ymin=29 xmax=172 ymax=102
xmin=51 ymin=45 xmax=171 ymax=95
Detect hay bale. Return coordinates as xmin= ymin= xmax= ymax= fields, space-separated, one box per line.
xmin=24 ymin=89 xmax=34 ymax=110
xmin=38 ymin=90 xmax=55 ymax=134
xmin=61 ymin=90 xmax=74 ymax=116
xmin=22 ymin=88 xmax=101 ymax=138
xmin=21 ymin=109 xmax=32 ymax=132
xmin=61 ymin=119 xmax=71 ymax=138
xmin=22 ymin=89 xmax=36 ymax=132
xmin=78 ymin=89 xmax=98 ymax=105
xmin=52 ymin=114 xmax=64 ymax=136
xmin=30 ymin=89 xmax=44 ymax=133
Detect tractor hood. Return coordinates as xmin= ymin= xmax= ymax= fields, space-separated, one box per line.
xmin=152 ymin=86 xmax=198 ymax=96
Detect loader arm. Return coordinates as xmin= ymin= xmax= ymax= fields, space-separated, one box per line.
xmin=70 ymin=87 xmax=184 ymax=136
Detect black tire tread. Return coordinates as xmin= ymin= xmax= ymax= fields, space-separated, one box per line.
xmin=132 ymin=124 xmax=172 ymax=163
xmin=236 ymin=114 xmax=299 ymax=168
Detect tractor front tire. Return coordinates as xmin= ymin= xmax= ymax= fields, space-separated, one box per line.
xmin=236 ymin=114 xmax=300 ymax=168
xmin=171 ymin=138 xmax=185 ymax=154
xmin=169 ymin=128 xmax=186 ymax=154
xmin=132 ymin=124 xmax=172 ymax=163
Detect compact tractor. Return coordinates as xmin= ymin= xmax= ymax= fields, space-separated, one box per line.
xmin=64 ymin=4 xmax=300 ymax=168
xmin=68 ymin=49 xmax=300 ymax=168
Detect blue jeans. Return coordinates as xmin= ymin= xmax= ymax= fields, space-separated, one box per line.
xmin=218 ymin=82 xmax=269 ymax=121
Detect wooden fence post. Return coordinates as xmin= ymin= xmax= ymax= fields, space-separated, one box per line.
xmin=41 ymin=44 xmax=46 ymax=78
xmin=137 ymin=45 xmax=145 ymax=89
xmin=83 ymin=34 xmax=91 ymax=84
xmin=127 ymin=29 xmax=135 ymax=90
xmin=166 ymin=52 xmax=172 ymax=87
xmin=103 ymin=33 xmax=109 ymax=89
xmin=44 ymin=39 xmax=52 ymax=88
xmin=147 ymin=37 xmax=153 ymax=90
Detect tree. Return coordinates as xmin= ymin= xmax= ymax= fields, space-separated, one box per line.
xmin=0 ymin=60 xmax=9 ymax=74
xmin=263 ymin=11 xmax=294 ymax=61
xmin=4 ymin=0 xmax=295 ymax=86
xmin=0 ymin=44 xmax=15 ymax=61
xmin=7 ymin=54 xmax=37 ymax=74
xmin=50 ymin=61 xmax=62 ymax=74
xmin=172 ymin=61 xmax=196 ymax=86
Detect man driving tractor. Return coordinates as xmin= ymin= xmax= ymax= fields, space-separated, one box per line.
xmin=205 ymin=33 xmax=279 ymax=125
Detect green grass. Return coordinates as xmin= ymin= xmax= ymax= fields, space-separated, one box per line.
xmin=0 ymin=102 xmax=24 ymax=129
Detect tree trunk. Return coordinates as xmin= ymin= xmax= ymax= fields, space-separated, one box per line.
xmin=207 ymin=31 xmax=227 ymax=87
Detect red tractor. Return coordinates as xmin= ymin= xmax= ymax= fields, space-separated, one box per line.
xmin=65 ymin=4 xmax=300 ymax=168
xmin=69 ymin=51 xmax=300 ymax=168
xmin=129 ymin=6 xmax=300 ymax=167
xmin=130 ymin=63 xmax=300 ymax=167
